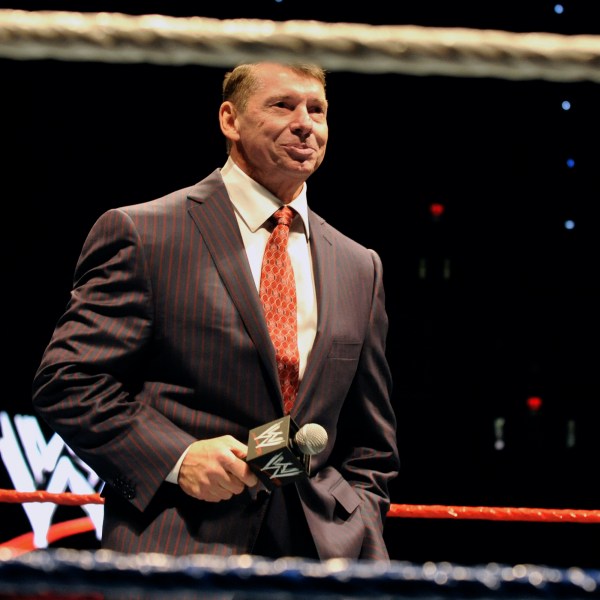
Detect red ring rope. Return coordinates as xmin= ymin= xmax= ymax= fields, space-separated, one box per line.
xmin=1 ymin=489 xmax=599 ymax=522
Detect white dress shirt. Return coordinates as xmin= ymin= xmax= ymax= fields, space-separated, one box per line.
xmin=221 ymin=156 xmax=318 ymax=379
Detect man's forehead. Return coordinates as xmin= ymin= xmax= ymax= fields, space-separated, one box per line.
xmin=256 ymin=65 xmax=321 ymax=85
xmin=256 ymin=72 xmax=325 ymax=97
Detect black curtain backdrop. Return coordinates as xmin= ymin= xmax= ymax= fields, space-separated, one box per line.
xmin=2 ymin=1 xmax=600 ymax=568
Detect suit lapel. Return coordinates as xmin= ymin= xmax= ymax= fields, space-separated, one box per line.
xmin=294 ymin=210 xmax=335 ymax=415
xmin=186 ymin=170 xmax=281 ymax=399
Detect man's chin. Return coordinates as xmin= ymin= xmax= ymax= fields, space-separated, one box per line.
xmin=286 ymin=158 xmax=321 ymax=175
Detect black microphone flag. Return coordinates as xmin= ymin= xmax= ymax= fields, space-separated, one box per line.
xmin=246 ymin=416 xmax=326 ymax=489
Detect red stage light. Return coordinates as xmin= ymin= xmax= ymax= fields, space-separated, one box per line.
xmin=527 ymin=396 xmax=543 ymax=412
xmin=429 ymin=202 xmax=445 ymax=218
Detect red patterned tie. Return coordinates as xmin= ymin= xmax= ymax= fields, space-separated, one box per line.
xmin=259 ymin=206 xmax=300 ymax=414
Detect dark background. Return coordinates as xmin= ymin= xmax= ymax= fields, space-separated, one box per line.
xmin=2 ymin=1 xmax=599 ymax=568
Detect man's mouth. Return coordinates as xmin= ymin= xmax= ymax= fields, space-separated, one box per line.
xmin=284 ymin=145 xmax=316 ymax=160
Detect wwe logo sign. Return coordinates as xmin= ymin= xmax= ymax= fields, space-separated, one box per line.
xmin=0 ymin=411 xmax=103 ymax=549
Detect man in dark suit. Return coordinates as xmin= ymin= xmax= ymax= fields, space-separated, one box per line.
xmin=31 ymin=61 xmax=400 ymax=561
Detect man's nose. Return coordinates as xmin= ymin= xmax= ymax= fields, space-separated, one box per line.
xmin=291 ymin=107 xmax=313 ymax=133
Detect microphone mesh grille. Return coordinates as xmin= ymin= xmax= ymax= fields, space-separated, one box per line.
xmin=295 ymin=423 xmax=328 ymax=456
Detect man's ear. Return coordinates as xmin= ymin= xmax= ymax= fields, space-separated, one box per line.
xmin=219 ymin=101 xmax=240 ymax=143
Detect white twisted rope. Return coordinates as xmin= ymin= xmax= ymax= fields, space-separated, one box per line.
xmin=1 ymin=9 xmax=600 ymax=82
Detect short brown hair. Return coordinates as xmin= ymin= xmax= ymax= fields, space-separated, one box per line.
xmin=222 ymin=62 xmax=327 ymax=112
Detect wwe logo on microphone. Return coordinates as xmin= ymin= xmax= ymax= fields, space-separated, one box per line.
xmin=253 ymin=422 xmax=287 ymax=450
xmin=261 ymin=451 xmax=304 ymax=480
xmin=246 ymin=416 xmax=309 ymax=489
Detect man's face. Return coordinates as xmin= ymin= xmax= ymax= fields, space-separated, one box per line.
xmin=232 ymin=64 xmax=329 ymax=187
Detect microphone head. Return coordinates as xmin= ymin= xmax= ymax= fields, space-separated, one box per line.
xmin=294 ymin=423 xmax=328 ymax=456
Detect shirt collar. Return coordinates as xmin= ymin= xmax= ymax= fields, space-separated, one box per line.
xmin=221 ymin=156 xmax=310 ymax=238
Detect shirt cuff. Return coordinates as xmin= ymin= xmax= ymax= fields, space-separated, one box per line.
xmin=166 ymin=445 xmax=192 ymax=484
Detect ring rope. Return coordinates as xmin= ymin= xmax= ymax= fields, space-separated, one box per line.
xmin=1 ymin=9 xmax=600 ymax=82
xmin=1 ymin=489 xmax=599 ymax=524
xmin=1 ymin=547 xmax=598 ymax=598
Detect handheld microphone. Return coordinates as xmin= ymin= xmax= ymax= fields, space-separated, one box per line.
xmin=246 ymin=416 xmax=328 ymax=490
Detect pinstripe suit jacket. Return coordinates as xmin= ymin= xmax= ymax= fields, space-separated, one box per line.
xmin=32 ymin=168 xmax=400 ymax=560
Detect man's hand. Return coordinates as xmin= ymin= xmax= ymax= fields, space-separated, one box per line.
xmin=178 ymin=435 xmax=259 ymax=502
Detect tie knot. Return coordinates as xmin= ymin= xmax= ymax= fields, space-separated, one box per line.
xmin=273 ymin=206 xmax=294 ymax=228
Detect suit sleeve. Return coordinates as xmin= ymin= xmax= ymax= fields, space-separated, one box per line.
xmin=31 ymin=208 xmax=195 ymax=511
